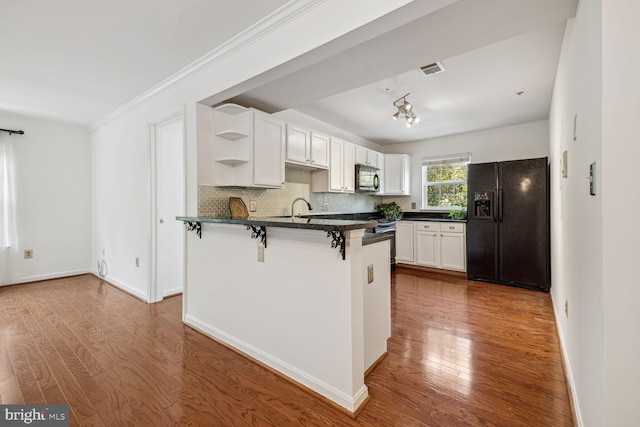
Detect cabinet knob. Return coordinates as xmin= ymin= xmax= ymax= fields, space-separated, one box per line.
xmin=306 ymin=159 xmax=310 ymax=162
xmin=160 ymin=219 xmax=164 ymax=224
xmin=311 ymin=160 xmax=315 ymax=163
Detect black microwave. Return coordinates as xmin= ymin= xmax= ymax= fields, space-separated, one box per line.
xmin=355 ymin=165 xmax=380 ymax=192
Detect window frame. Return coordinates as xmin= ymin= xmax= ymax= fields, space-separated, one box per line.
xmin=421 ymin=154 xmax=471 ymax=211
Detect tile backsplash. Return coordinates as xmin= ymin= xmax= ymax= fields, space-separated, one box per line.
xmin=198 ymin=166 xmax=381 ymax=217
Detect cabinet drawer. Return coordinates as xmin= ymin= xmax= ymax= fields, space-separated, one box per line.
xmin=441 ymin=223 xmax=465 ymax=233
xmin=415 ymin=222 xmax=440 ymax=232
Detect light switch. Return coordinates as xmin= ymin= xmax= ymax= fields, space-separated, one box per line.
xmin=589 ymin=162 xmax=596 ymax=195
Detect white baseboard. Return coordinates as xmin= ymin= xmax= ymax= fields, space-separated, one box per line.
xmin=90 ymin=272 xmax=148 ymax=301
xmin=11 ymin=268 xmax=92 ymax=285
xmin=551 ymin=293 xmax=583 ymax=427
xmin=184 ymin=314 xmax=368 ymax=413
xmin=163 ymin=287 xmax=183 ymax=297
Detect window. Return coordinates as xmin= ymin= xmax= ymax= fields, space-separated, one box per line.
xmin=422 ymin=154 xmax=471 ymax=209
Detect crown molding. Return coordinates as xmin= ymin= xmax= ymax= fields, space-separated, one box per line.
xmin=90 ymin=0 xmax=327 ymax=132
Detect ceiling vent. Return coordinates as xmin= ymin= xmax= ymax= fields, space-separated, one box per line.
xmin=420 ymin=62 xmax=445 ymax=77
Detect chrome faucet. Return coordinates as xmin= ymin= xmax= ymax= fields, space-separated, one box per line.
xmin=291 ymin=197 xmax=312 ymax=217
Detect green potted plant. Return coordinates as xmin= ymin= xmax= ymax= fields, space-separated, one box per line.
xmin=377 ymin=202 xmax=403 ymax=221
xmin=448 ymin=199 xmax=467 ymax=220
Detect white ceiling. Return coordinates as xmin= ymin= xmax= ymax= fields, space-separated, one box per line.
xmin=0 ymin=0 xmax=576 ymax=144
xmin=0 ymin=0 xmax=288 ymax=126
xmin=295 ymin=23 xmax=566 ymax=144
xmin=227 ymin=0 xmax=577 ymax=145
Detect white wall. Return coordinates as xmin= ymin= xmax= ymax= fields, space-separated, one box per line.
xmin=382 ymin=120 xmax=549 ymax=211
xmin=548 ymin=2 xmax=603 ymax=426
xmin=91 ymin=1 xmax=413 ymax=300
xmin=184 ymin=225 xmax=367 ymax=412
xmin=602 ymin=0 xmax=640 ymax=424
xmin=1 ymin=111 xmax=91 ymax=283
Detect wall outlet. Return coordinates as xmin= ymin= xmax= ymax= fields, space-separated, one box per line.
xmin=257 ymin=245 xmax=264 ymax=262
xmin=411 ymin=202 xmax=417 ymax=209
xmin=564 ymin=298 xmax=569 ymax=318
xmin=321 ymin=202 xmax=328 ymax=211
xmin=135 ymin=257 xmax=140 ymax=267
xmin=250 ymin=200 xmax=257 ymax=212
xmin=367 ymin=264 xmax=374 ymax=283
xmin=24 ymin=249 xmax=33 ymax=259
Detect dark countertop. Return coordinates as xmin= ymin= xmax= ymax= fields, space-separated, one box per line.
xmin=400 ymin=217 xmax=466 ymax=223
xmin=362 ymin=232 xmax=393 ymax=246
xmin=176 ymin=216 xmax=377 ymax=232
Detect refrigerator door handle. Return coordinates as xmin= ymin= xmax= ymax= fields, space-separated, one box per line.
xmin=499 ymin=188 xmax=504 ymax=222
xmin=492 ymin=190 xmax=498 ymax=222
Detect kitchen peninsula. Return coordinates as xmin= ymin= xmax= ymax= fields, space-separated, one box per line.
xmin=177 ymin=215 xmax=390 ymax=415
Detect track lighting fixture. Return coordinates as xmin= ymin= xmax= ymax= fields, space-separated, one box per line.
xmin=392 ymin=93 xmax=419 ymax=127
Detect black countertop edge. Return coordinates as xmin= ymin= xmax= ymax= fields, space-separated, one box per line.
xmin=176 ymin=216 xmax=377 ymax=232
xmin=362 ymin=232 xmax=393 ymax=246
xmin=400 ymin=217 xmax=467 ymax=223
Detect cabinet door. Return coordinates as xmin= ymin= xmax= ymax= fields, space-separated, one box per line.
xmin=286 ymin=125 xmax=309 ymax=165
xmin=376 ymin=153 xmax=385 ymax=195
xmin=395 ymin=221 xmax=415 ymax=263
xmin=310 ymin=132 xmax=329 ymax=168
xmin=355 ymin=145 xmax=368 ymax=165
xmin=342 ymin=141 xmax=355 ymax=192
xmin=440 ymin=232 xmax=466 ymax=271
xmin=329 ymin=138 xmax=344 ymax=192
xmin=367 ymin=150 xmax=379 ymax=168
xmin=416 ymin=231 xmax=439 ymax=267
xmin=253 ymin=112 xmax=285 ymax=188
xmin=384 ymin=154 xmax=410 ymax=195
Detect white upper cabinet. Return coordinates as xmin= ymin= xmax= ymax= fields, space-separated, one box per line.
xmin=383 ymin=154 xmax=410 ymax=195
xmin=342 ymin=141 xmax=355 ymax=192
xmin=209 ymin=104 xmax=284 ymax=188
xmin=376 ymin=152 xmax=385 ymax=195
xmin=311 ymin=137 xmax=355 ymax=193
xmin=285 ymin=124 xmax=309 ymax=165
xmin=355 ymin=146 xmax=380 ymax=168
xmin=253 ymin=110 xmax=285 ymax=188
xmin=310 ymin=131 xmax=329 ymax=168
xmin=285 ymin=124 xmax=329 ymax=169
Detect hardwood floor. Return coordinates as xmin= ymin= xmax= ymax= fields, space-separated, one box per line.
xmin=0 ymin=270 xmax=573 ymax=426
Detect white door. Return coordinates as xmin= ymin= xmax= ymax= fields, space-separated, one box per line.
xmin=286 ymin=124 xmax=309 ymax=165
xmin=416 ymin=231 xmax=439 ymax=268
xmin=440 ymin=232 xmax=466 ymax=271
xmin=156 ymin=116 xmax=185 ymax=299
xmin=253 ymin=111 xmax=285 ymax=188
xmin=329 ymin=138 xmax=344 ymax=192
xmin=395 ymin=221 xmax=415 ymax=263
xmin=342 ymin=141 xmax=355 ymax=192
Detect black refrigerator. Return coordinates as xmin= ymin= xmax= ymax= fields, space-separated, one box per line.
xmin=466 ymin=157 xmax=550 ymax=292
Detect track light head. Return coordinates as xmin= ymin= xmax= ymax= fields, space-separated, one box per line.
xmin=392 ymin=93 xmax=420 ymax=127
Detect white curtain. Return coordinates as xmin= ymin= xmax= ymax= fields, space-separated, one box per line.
xmin=0 ymin=132 xmax=19 ymax=285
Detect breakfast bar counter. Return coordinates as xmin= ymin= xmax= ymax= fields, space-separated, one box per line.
xmin=178 ymin=215 xmax=389 ymax=415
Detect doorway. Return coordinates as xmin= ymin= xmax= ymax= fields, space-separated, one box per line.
xmin=149 ymin=110 xmax=185 ymax=303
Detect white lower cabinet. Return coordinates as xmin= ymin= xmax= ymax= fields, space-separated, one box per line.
xmin=395 ymin=221 xmax=415 ymax=263
xmin=397 ymin=220 xmax=466 ymax=272
xmin=415 ymin=230 xmax=439 ymax=268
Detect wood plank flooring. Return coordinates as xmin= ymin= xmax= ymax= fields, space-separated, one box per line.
xmin=0 ymin=269 xmax=573 ymax=426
